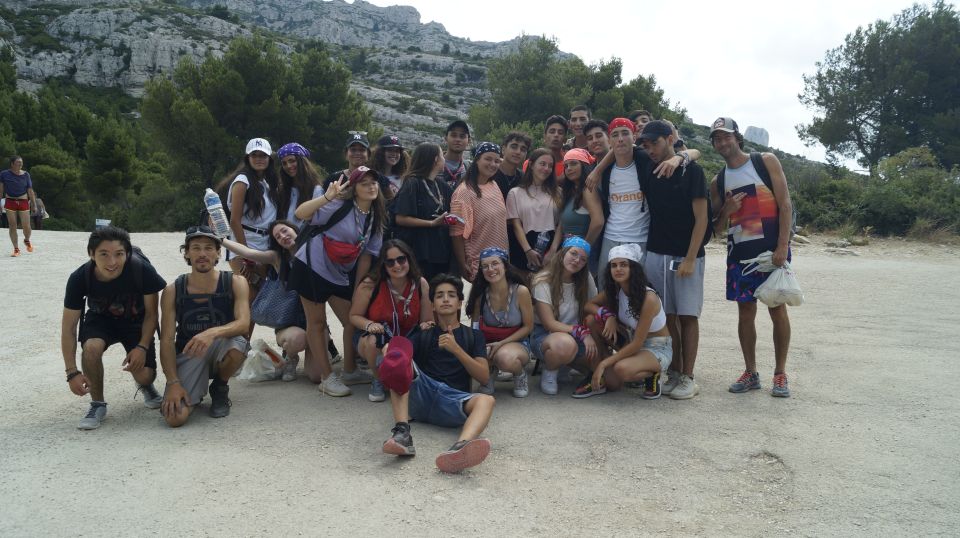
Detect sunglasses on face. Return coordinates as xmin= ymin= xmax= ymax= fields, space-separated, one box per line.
xmin=384 ymin=255 xmax=408 ymax=268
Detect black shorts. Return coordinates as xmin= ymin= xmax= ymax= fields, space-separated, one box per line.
xmin=78 ymin=314 xmax=157 ymax=369
xmin=289 ymin=258 xmax=353 ymax=303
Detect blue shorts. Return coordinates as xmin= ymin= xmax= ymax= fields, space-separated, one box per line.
xmin=726 ymin=250 xmax=792 ymax=302
xmin=530 ymin=325 xmax=586 ymax=362
xmin=408 ymin=367 xmax=475 ymax=428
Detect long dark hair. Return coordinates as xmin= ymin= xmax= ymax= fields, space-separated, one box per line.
xmin=279 ymin=154 xmax=324 ymax=220
xmin=561 ymin=160 xmax=594 ymax=212
xmin=363 ymin=239 xmax=422 ymax=291
xmin=402 ymin=143 xmax=442 ymax=181
xmin=372 ymin=146 xmax=410 ymax=178
xmin=466 ymin=255 xmax=528 ymax=317
xmin=338 ymin=171 xmax=388 ymax=236
xmin=519 ymin=148 xmax=560 ymax=205
xmin=216 ymin=152 xmax=282 ymax=219
xmin=266 ymin=219 xmax=299 ymax=283
xmin=603 ymin=259 xmax=651 ymax=320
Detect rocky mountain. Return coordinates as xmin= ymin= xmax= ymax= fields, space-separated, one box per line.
xmin=745 ymin=126 xmax=770 ymax=147
xmin=0 ymin=0 xmax=506 ymax=142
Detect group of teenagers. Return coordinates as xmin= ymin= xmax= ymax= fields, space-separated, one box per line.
xmin=60 ymin=107 xmax=795 ymax=474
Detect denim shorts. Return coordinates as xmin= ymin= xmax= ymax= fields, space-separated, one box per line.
xmin=408 ymin=366 xmax=475 ymax=428
xmin=530 ymin=325 xmax=585 ymax=362
xmin=642 ymin=335 xmax=673 ymax=371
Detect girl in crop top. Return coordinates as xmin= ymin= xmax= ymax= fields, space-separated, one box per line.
xmin=585 ymin=243 xmax=672 ymax=397
xmin=466 ymin=247 xmax=534 ymax=398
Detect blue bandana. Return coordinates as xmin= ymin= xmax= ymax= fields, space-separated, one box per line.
xmin=473 ymin=142 xmax=502 ymax=159
xmin=277 ymin=142 xmax=311 ymax=160
xmin=479 ymin=246 xmax=509 ymax=263
xmin=561 ymin=236 xmax=591 ymax=255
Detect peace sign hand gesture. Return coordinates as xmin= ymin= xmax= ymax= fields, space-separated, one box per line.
xmin=324 ymin=174 xmax=349 ymax=201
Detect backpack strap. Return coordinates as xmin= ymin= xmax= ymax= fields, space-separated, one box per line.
xmin=750 ymin=152 xmax=773 ymax=191
xmin=174 ymin=274 xmax=188 ymax=327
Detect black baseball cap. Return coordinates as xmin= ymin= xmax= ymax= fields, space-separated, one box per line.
xmin=184 ymin=225 xmax=222 ymax=247
xmin=377 ymin=134 xmax=403 ymax=149
xmin=446 ymin=120 xmax=470 ymax=136
xmin=344 ymin=132 xmax=370 ymax=150
xmin=637 ymin=120 xmax=673 ymax=141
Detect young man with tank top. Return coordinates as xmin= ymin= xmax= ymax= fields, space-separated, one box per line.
xmin=709 ymin=117 xmax=794 ymax=398
xmin=159 ymin=226 xmax=251 ymax=427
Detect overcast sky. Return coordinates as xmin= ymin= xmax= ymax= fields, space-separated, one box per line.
xmin=365 ymin=0 xmax=937 ymax=170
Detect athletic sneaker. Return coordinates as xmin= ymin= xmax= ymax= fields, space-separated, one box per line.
xmin=209 ymin=381 xmax=231 ymax=418
xmin=136 ymin=383 xmax=163 ymax=409
xmin=478 ymin=371 xmax=495 ymax=395
xmin=571 ymin=378 xmax=606 ymax=399
xmin=771 ymin=373 xmax=791 ymax=398
xmin=319 ymin=373 xmax=351 ymax=397
xmin=382 ymin=422 xmax=416 ymax=456
xmin=496 ymin=369 xmax=514 ymax=382
xmin=661 ymin=370 xmax=682 ymax=396
xmin=340 ymin=368 xmax=373 ymax=385
xmin=78 ymin=401 xmax=107 ymax=430
xmin=11 ymin=247 xmax=20 ymax=257
xmin=729 ymin=371 xmax=761 ymax=393
xmin=641 ymin=372 xmax=661 ymax=400
xmin=369 ymin=378 xmax=386 ymax=402
xmin=669 ymin=374 xmax=700 ymax=400
xmin=435 ymin=438 xmax=491 ymax=473
xmin=281 ymin=353 xmax=299 ymax=382
xmin=540 ymin=369 xmax=559 ymax=395
xmin=512 ymin=370 xmax=529 ymax=398
xmin=24 ymin=239 xmax=33 ymax=253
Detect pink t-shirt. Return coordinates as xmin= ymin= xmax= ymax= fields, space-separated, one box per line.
xmin=450 ymin=181 xmax=509 ymax=281
xmin=506 ymin=185 xmax=559 ymax=234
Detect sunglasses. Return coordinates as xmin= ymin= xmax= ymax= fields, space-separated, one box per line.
xmin=384 ymin=255 xmax=408 ymax=268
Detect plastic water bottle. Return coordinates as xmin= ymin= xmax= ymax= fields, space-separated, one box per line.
xmin=534 ymin=231 xmax=552 ymax=255
xmin=204 ymin=188 xmax=231 ymax=237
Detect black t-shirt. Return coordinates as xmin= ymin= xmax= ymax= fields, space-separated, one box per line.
xmin=64 ymin=259 xmax=167 ymax=329
xmin=492 ymin=169 xmax=522 ymax=201
xmin=409 ymin=325 xmax=486 ymax=393
xmin=392 ymin=176 xmax=453 ymax=264
xmin=641 ymin=160 xmax=707 ymax=257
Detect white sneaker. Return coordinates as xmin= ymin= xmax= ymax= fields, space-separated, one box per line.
xmin=669 ymin=374 xmax=700 ymax=400
xmin=496 ymin=369 xmax=514 ymax=382
xmin=319 ymin=373 xmax=352 ymax=397
xmin=513 ymin=370 xmax=529 ymax=398
xmin=281 ymin=354 xmax=299 ymax=382
xmin=540 ymin=369 xmax=559 ymax=395
xmin=340 ymin=368 xmax=373 ymax=386
xmin=661 ymin=370 xmax=682 ymax=396
xmin=136 ymin=383 xmax=163 ymax=409
xmin=78 ymin=402 xmax=107 ymax=430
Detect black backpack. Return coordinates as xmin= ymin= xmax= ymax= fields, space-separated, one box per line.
xmin=717 ymin=152 xmax=797 ymax=235
xmin=83 ymin=246 xmax=153 ymax=293
xmin=173 ymin=271 xmax=235 ymax=328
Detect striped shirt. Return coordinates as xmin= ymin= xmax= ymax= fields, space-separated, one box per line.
xmin=449 ymin=181 xmax=509 ymax=281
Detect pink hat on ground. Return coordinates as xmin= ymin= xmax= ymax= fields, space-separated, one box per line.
xmin=379 ymin=336 xmax=413 ymax=395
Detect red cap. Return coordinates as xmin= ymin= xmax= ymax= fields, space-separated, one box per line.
xmin=348 ymin=165 xmax=376 ymax=186
xmin=608 ymin=117 xmax=637 ymax=135
xmin=379 ymin=336 xmax=413 ymax=395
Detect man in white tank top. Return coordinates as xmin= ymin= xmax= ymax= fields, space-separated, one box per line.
xmin=708 ymin=117 xmax=794 ymax=398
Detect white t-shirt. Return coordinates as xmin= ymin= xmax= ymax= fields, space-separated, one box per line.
xmin=506 ymin=186 xmax=559 ymax=234
xmin=227 ymin=174 xmax=277 ymax=251
xmin=533 ymin=278 xmax=598 ymax=326
xmin=604 ymin=163 xmax=648 ymax=242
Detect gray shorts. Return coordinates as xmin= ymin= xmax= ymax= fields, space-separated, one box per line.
xmin=643 ymin=252 xmax=704 ymax=317
xmin=172 ymin=336 xmax=249 ymax=405
xmin=643 ymin=335 xmax=673 ymax=371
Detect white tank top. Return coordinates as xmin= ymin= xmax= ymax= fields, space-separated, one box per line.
xmin=618 ymin=288 xmax=666 ymax=333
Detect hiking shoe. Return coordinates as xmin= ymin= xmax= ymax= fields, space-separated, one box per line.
xmin=771 ymin=373 xmax=791 ymax=398
xmin=369 ymin=378 xmax=386 ymax=402
xmin=340 ymin=368 xmax=373 ymax=386
xmin=496 ymin=369 xmax=514 ymax=382
xmin=209 ymin=381 xmax=231 ymax=418
xmin=319 ymin=373 xmax=351 ymax=397
xmin=281 ymin=353 xmax=299 ymax=382
xmin=24 ymin=240 xmax=33 ymax=253
xmin=661 ymin=370 xmax=682 ymax=396
xmin=512 ymin=370 xmax=529 ymax=398
xmin=478 ymin=371 xmax=495 ymax=395
xmin=382 ymin=422 xmax=416 ymax=456
xmin=540 ymin=369 xmax=559 ymax=395
xmin=11 ymin=247 xmax=20 ymax=257
xmin=669 ymin=374 xmax=700 ymax=400
xmin=572 ymin=376 xmax=605 ymax=398
xmin=136 ymin=383 xmax=163 ymax=409
xmin=78 ymin=401 xmax=107 ymax=430
xmin=729 ymin=371 xmax=761 ymax=393
xmin=435 ymin=438 xmax=491 ymax=473
xmin=641 ymin=372 xmax=662 ymax=400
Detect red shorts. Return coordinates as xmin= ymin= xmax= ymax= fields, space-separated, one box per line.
xmin=4 ymin=198 xmax=29 ymax=211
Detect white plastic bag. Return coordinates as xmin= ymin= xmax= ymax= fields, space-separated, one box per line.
xmin=740 ymin=251 xmax=779 ymax=275
xmin=754 ymin=263 xmax=804 ymax=307
xmin=238 ymin=339 xmax=284 ymax=382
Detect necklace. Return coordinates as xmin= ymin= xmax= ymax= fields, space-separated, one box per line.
xmin=353 ymin=203 xmax=372 ymax=242
xmin=422 ymin=178 xmax=445 ymax=216
xmin=386 ymin=279 xmax=415 ymax=334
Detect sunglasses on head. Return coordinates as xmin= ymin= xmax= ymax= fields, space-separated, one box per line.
xmin=384 ymin=255 xmax=408 ymax=268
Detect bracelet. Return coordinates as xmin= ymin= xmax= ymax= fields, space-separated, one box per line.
xmin=323 ymin=193 xmax=332 ymax=202
xmin=525 ymin=248 xmax=534 ymax=253
xmin=166 ymin=379 xmax=181 ymax=386
xmin=594 ymin=307 xmax=615 ymax=323
xmin=365 ymin=321 xmax=374 ymax=332
xmin=570 ymin=324 xmax=592 ymax=342
xmin=135 ymin=344 xmax=149 ymax=352
xmin=65 ymin=367 xmax=78 ymax=373
xmin=66 ymin=371 xmax=82 ymax=382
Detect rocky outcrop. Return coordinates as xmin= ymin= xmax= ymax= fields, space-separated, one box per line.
xmin=745 ymin=126 xmax=769 ymax=147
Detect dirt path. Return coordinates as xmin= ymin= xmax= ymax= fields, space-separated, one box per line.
xmin=1 ymin=231 xmax=957 ymax=536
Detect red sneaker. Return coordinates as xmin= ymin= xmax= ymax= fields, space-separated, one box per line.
xmin=24 ymin=240 xmax=33 ymax=253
